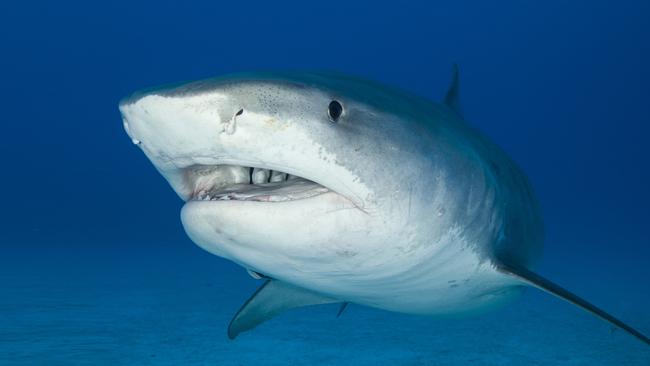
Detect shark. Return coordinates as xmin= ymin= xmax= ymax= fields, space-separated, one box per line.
xmin=118 ymin=66 xmax=649 ymax=345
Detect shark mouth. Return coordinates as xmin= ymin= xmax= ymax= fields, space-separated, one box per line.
xmin=185 ymin=165 xmax=330 ymax=202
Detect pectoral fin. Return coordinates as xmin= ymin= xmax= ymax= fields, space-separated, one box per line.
xmin=499 ymin=262 xmax=650 ymax=346
xmin=228 ymin=279 xmax=338 ymax=339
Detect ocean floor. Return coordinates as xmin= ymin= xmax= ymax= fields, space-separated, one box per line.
xmin=1 ymin=243 xmax=649 ymax=365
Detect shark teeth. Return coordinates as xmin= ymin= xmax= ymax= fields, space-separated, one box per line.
xmin=269 ymin=170 xmax=287 ymax=182
xmin=190 ymin=165 xmax=328 ymax=202
xmin=252 ymin=168 xmax=270 ymax=184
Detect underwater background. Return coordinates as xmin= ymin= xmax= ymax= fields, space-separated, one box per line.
xmin=1 ymin=0 xmax=649 ymax=364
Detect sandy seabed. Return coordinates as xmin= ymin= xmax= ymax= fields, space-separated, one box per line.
xmin=1 ymin=245 xmax=648 ymax=366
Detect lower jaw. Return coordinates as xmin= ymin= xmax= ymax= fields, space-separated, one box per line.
xmin=179 ymin=190 xmax=361 ymax=267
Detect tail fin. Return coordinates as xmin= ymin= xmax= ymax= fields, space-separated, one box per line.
xmin=498 ymin=262 xmax=650 ymax=346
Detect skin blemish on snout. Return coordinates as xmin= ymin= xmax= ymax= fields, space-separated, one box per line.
xmin=221 ymin=109 xmax=243 ymax=135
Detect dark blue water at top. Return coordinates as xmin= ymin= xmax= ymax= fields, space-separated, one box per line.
xmin=0 ymin=1 xmax=648 ymax=364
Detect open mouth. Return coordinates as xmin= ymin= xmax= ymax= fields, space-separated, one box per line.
xmin=185 ymin=165 xmax=330 ymax=202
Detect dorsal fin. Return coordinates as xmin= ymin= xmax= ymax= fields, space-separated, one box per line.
xmin=444 ymin=63 xmax=462 ymax=117
xmin=228 ymin=279 xmax=338 ymax=339
xmin=499 ymin=262 xmax=650 ymax=346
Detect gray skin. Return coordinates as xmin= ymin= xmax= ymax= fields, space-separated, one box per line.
xmin=119 ymin=69 xmax=648 ymax=344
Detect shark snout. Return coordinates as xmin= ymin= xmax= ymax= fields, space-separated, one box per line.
xmin=118 ymin=92 xmax=233 ymax=160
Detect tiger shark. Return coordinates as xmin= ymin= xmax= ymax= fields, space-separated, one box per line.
xmin=118 ymin=67 xmax=649 ymax=345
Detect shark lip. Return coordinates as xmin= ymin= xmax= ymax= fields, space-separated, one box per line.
xmin=184 ymin=164 xmax=332 ymax=203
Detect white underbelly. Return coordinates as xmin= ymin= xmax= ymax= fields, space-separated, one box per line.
xmin=304 ymin=233 xmax=524 ymax=316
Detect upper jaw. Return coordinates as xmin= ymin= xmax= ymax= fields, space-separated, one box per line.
xmin=119 ymin=95 xmax=372 ymax=211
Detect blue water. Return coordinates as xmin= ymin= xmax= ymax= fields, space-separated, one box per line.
xmin=1 ymin=0 xmax=649 ymax=364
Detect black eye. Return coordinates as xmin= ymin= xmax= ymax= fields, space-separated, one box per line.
xmin=328 ymin=100 xmax=343 ymax=122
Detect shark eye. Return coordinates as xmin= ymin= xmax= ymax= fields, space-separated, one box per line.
xmin=328 ymin=100 xmax=343 ymax=122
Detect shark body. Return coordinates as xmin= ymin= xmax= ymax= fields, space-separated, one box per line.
xmin=119 ymin=67 xmax=648 ymax=345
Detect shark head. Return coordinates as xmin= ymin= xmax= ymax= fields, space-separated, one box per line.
xmin=119 ymin=73 xmax=457 ymax=298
